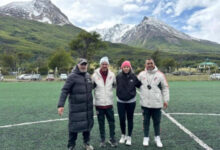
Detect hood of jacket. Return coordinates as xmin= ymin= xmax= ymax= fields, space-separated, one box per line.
xmin=72 ymin=65 xmax=86 ymax=75
xmin=145 ymin=66 xmax=158 ymax=74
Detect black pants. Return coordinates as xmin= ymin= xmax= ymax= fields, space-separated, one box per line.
xmin=142 ymin=107 xmax=161 ymax=137
xmin=117 ymin=102 xmax=136 ymax=136
xmin=67 ymin=131 xmax=90 ymax=148
xmin=96 ymin=107 xmax=115 ymax=141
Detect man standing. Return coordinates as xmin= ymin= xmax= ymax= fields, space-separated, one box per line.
xmin=57 ymin=58 xmax=94 ymax=150
xmin=92 ymin=56 xmax=117 ymax=148
xmin=138 ymin=58 xmax=169 ymax=148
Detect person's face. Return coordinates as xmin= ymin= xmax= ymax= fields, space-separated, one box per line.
xmin=78 ymin=63 xmax=88 ymax=72
xmin=145 ymin=60 xmax=155 ymax=71
xmin=100 ymin=62 xmax=109 ymax=71
xmin=122 ymin=66 xmax=130 ymax=74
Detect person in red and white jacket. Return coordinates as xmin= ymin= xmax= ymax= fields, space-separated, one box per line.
xmin=138 ymin=58 xmax=170 ymax=148
xmin=92 ymin=56 xmax=117 ymax=148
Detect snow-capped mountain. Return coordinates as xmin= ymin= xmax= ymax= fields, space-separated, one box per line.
xmin=0 ymin=0 xmax=71 ymax=25
xmin=93 ymin=24 xmax=134 ymax=43
xmin=121 ymin=16 xmax=199 ymax=46
xmin=94 ymin=17 xmax=211 ymax=50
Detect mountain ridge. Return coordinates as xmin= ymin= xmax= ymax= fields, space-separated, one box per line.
xmin=0 ymin=0 xmax=71 ymax=25
xmin=94 ymin=16 xmax=220 ymax=53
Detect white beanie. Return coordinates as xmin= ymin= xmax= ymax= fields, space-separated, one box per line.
xmin=100 ymin=56 xmax=109 ymax=65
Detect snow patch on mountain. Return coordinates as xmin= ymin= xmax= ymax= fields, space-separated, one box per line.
xmin=0 ymin=0 xmax=72 ymax=26
xmin=93 ymin=24 xmax=135 ymax=43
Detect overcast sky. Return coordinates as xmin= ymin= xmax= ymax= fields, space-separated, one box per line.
xmin=0 ymin=0 xmax=220 ymax=43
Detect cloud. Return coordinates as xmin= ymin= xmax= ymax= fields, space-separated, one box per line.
xmin=152 ymin=1 xmax=174 ymax=16
xmin=182 ymin=25 xmax=194 ymax=31
xmin=87 ymin=17 xmax=126 ymax=31
xmin=123 ymin=4 xmax=148 ymax=12
xmin=174 ymin=0 xmax=214 ymax=16
xmin=183 ymin=1 xmax=220 ymax=43
xmin=152 ymin=1 xmax=163 ymax=16
xmin=144 ymin=0 xmax=154 ymax=4
xmin=1 ymin=0 xmax=220 ymax=43
xmin=166 ymin=8 xmax=173 ymax=15
xmin=50 ymin=0 xmax=150 ymax=30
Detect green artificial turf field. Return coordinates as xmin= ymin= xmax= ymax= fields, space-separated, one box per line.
xmin=0 ymin=81 xmax=219 ymax=150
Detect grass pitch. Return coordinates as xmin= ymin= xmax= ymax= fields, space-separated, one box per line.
xmin=0 ymin=81 xmax=219 ymax=150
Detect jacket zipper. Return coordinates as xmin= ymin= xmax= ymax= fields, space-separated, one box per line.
xmin=85 ymin=77 xmax=89 ymax=129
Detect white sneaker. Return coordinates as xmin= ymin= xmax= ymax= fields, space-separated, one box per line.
xmin=119 ymin=134 xmax=126 ymax=144
xmin=143 ymin=137 xmax=149 ymax=146
xmin=125 ymin=136 xmax=131 ymax=146
xmin=154 ymin=136 xmax=163 ymax=148
xmin=84 ymin=144 xmax=94 ymax=150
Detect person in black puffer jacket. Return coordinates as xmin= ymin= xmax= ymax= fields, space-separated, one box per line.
xmin=116 ymin=61 xmax=141 ymax=146
xmin=57 ymin=58 xmax=94 ymax=150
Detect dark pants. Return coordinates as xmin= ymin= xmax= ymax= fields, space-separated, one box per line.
xmin=96 ymin=107 xmax=115 ymax=141
xmin=142 ymin=107 xmax=161 ymax=137
xmin=67 ymin=131 xmax=90 ymax=148
xmin=117 ymin=102 xmax=136 ymax=136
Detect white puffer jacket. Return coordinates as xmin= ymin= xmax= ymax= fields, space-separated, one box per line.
xmin=92 ymin=68 xmax=116 ymax=106
xmin=138 ymin=66 xmax=169 ymax=108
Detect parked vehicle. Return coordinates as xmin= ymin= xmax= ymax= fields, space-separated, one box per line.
xmin=17 ymin=74 xmax=32 ymax=80
xmin=59 ymin=74 xmax=67 ymax=81
xmin=31 ymin=74 xmax=41 ymax=81
xmin=46 ymin=74 xmax=55 ymax=81
xmin=0 ymin=74 xmax=4 ymax=81
xmin=172 ymin=71 xmax=191 ymax=76
xmin=210 ymin=73 xmax=220 ymax=80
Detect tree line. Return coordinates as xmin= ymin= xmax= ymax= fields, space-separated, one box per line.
xmin=0 ymin=31 xmax=182 ymax=75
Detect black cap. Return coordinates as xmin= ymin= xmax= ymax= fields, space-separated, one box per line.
xmin=78 ymin=58 xmax=88 ymax=65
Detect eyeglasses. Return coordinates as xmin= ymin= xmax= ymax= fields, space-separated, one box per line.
xmin=146 ymin=63 xmax=153 ymax=65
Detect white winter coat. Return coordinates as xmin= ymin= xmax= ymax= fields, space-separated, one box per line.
xmin=92 ymin=68 xmax=116 ymax=106
xmin=138 ymin=67 xmax=169 ymax=108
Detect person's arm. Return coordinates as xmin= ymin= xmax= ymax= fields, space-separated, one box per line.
xmin=160 ymin=74 xmax=169 ymax=109
xmin=113 ymin=74 xmax=117 ymax=88
xmin=91 ymin=74 xmax=97 ymax=89
xmin=135 ymin=75 xmax=142 ymax=88
xmin=57 ymin=73 xmax=75 ymax=116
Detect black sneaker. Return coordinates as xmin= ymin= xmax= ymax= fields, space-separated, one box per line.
xmin=108 ymin=138 xmax=118 ymax=147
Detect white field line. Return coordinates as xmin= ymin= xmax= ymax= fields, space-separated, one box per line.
xmin=0 ymin=112 xmax=214 ymax=150
xmin=168 ymin=112 xmax=220 ymax=116
xmin=0 ymin=113 xmax=142 ymax=129
xmin=0 ymin=118 xmax=68 ymax=129
xmin=136 ymin=90 xmax=213 ymax=150
xmin=162 ymin=110 xmax=213 ymax=150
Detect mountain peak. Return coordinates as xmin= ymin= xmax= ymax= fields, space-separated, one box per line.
xmin=142 ymin=16 xmax=149 ymax=21
xmin=141 ymin=16 xmax=165 ymax=26
xmin=0 ymin=0 xmax=72 ymax=26
xmin=33 ymin=0 xmax=51 ymax=4
xmin=93 ymin=24 xmax=135 ymax=43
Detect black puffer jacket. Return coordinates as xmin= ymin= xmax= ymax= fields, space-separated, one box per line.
xmin=116 ymin=71 xmax=141 ymax=101
xmin=58 ymin=66 xmax=94 ymax=132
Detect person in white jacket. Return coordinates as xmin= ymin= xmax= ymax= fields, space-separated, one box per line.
xmin=138 ymin=58 xmax=169 ymax=148
xmin=92 ymin=56 xmax=117 ymax=148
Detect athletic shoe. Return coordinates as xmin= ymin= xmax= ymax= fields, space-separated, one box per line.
xmin=108 ymin=138 xmax=118 ymax=147
xmin=99 ymin=140 xmax=106 ymax=148
xmin=143 ymin=137 xmax=149 ymax=146
xmin=68 ymin=146 xmax=75 ymax=150
xmin=119 ymin=134 xmax=126 ymax=144
xmin=125 ymin=136 xmax=132 ymax=146
xmin=84 ymin=143 xmax=94 ymax=150
xmin=154 ymin=136 xmax=163 ymax=148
